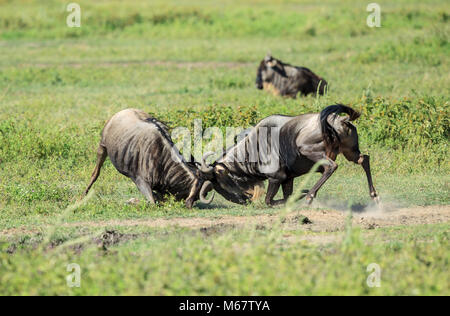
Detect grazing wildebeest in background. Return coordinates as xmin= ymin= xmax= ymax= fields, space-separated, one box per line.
xmin=200 ymin=104 xmax=378 ymax=206
xmin=255 ymin=54 xmax=328 ymax=98
xmin=84 ymin=109 xmax=214 ymax=208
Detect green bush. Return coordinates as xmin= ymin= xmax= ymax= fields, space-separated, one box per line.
xmin=357 ymin=96 xmax=449 ymax=149
xmin=153 ymin=104 xmax=259 ymax=133
xmin=1 ymin=97 xmax=447 ymax=166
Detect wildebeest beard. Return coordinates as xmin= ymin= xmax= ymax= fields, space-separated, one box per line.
xmin=211 ymin=163 xmax=265 ymax=205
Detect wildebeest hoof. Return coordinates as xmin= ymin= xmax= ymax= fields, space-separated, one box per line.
xmin=372 ymin=195 xmax=380 ymax=204
xmin=126 ymin=198 xmax=140 ymax=205
xmin=306 ymin=195 xmax=314 ymax=205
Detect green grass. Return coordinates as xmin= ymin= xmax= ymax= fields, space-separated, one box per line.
xmin=0 ymin=0 xmax=449 ymax=295
xmin=1 ymin=220 xmax=448 ymax=295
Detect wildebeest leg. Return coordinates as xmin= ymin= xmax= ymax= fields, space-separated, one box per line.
xmin=282 ymin=178 xmax=309 ymax=201
xmin=282 ymin=178 xmax=294 ymax=201
xmin=343 ymin=151 xmax=379 ymax=202
xmin=265 ymin=179 xmax=294 ymax=206
xmin=265 ymin=180 xmax=283 ymax=206
xmin=134 ymin=177 xmax=156 ymax=204
xmin=358 ymin=155 xmax=378 ymax=202
xmin=305 ymin=157 xmax=338 ymax=205
xmin=85 ymin=144 xmax=107 ymax=195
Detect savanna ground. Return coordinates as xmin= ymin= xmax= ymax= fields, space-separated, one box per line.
xmin=0 ymin=0 xmax=449 ymax=295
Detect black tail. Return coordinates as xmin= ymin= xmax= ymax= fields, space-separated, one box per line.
xmin=320 ymin=104 xmax=360 ymax=150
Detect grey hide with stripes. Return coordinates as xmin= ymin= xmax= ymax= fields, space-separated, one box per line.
xmin=84 ymin=109 xmax=214 ymax=208
xmin=202 ymin=105 xmax=378 ymax=206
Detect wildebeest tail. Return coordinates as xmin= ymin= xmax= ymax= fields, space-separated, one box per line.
xmin=320 ymin=104 xmax=361 ymax=150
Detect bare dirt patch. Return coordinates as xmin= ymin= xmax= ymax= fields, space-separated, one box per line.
xmin=67 ymin=204 xmax=449 ymax=233
xmin=1 ymin=205 xmax=449 ymax=239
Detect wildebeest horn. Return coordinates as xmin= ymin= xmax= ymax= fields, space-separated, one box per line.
xmin=199 ymin=180 xmax=215 ymax=204
xmin=200 ymin=151 xmax=215 ymax=173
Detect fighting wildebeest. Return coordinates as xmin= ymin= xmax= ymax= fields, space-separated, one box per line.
xmin=255 ymin=54 xmax=327 ymax=98
xmin=200 ymin=104 xmax=378 ymax=206
xmin=84 ymin=109 xmax=214 ymax=208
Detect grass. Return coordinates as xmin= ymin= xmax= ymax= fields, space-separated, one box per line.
xmin=1 ymin=219 xmax=448 ymax=295
xmin=0 ymin=0 xmax=449 ymax=295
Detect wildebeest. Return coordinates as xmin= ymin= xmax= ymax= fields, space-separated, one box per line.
xmin=255 ymin=54 xmax=327 ymax=98
xmin=200 ymin=104 xmax=378 ymax=206
xmin=84 ymin=109 xmax=214 ymax=208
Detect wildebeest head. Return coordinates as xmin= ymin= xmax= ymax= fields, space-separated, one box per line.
xmin=255 ymin=54 xmax=281 ymax=90
xmin=198 ymin=153 xmax=263 ymax=205
xmin=183 ymin=159 xmax=216 ymax=208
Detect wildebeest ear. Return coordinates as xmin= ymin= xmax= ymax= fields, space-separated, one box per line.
xmin=264 ymin=52 xmax=272 ymax=62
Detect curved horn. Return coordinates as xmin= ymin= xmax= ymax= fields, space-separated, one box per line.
xmin=199 ymin=181 xmax=215 ymax=204
xmin=200 ymin=151 xmax=215 ymax=173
